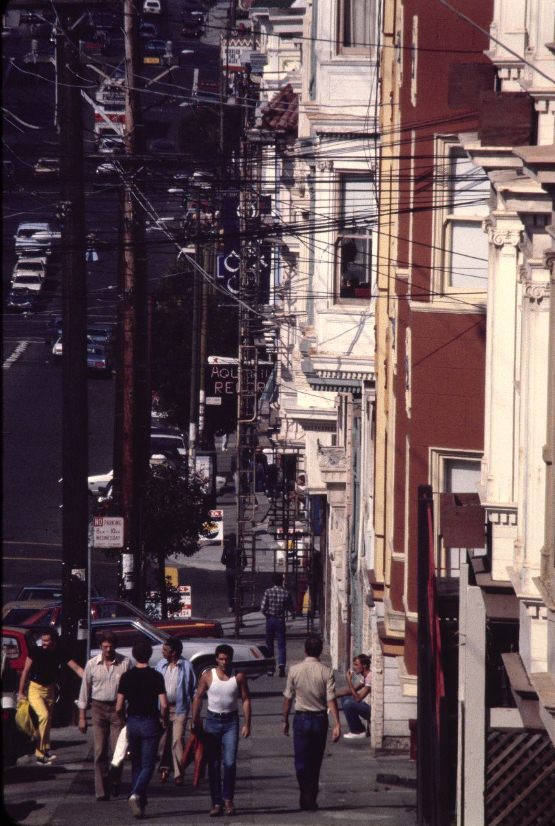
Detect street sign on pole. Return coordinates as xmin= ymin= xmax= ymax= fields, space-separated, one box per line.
xmin=93 ymin=516 xmax=124 ymax=548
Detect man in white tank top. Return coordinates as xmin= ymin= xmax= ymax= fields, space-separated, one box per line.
xmin=192 ymin=643 xmax=251 ymax=817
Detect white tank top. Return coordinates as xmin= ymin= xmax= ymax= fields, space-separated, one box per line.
xmin=207 ymin=668 xmax=239 ymax=713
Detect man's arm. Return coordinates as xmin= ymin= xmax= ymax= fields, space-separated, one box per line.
xmin=282 ymin=696 xmax=293 ymax=736
xmin=159 ymin=692 xmax=169 ymax=729
xmin=327 ymin=698 xmax=341 ymax=742
xmin=260 ymin=589 xmax=268 ymax=615
xmin=17 ymin=657 xmax=33 ymax=700
xmin=237 ymin=673 xmax=251 ymax=737
xmin=191 ymin=671 xmax=210 ymax=730
xmin=77 ymin=662 xmax=91 ymax=732
xmin=115 ymin=692 xmax=125 ymax=721
xmin=67 ymin=658 xmax=85 ymax=679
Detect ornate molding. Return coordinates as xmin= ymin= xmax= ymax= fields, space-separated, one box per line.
xmin=316 ymin=159 xmax=334 ymax=172
xmin=318 ymin=445 xmax=347 ymax=471
xmin=486 ymin=224 xmax=522 ymax=248
xmin=485 ymin=505 xmax=518 ymax=527
xmin=544 ymin=249 xmax=555 ymax=274
xmin=522 ymin=279 xmax=551 ymax=302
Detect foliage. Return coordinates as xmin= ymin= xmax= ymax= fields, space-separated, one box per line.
xmin=141 ymin=463 xmax=211 ymax=617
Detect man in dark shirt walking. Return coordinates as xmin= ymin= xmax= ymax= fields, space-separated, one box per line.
xmin=116 ymin=641 xmax=168 ymax=819
xmin=260 ymin=572 xmax=294 ymax=677
xmin=283 ymin=635 xmax=341 ymax=811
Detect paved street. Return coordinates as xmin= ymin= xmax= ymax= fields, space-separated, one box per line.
xmin=3 ymin=618 xmax=417 ymax=826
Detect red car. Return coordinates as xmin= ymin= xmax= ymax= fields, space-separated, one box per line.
xmin=21 ymin=599 xmax=223 ymax=639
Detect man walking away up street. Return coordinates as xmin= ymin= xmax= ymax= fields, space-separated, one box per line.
xmin=192 ymin=643 xmax=251 ymax=817
xmin=77 ymin=631 xmax=130 ymax=800
xmin=155 ymin=637 xmax=196 ymax=785
xmin=116 ymin=641 xmax=168 ymax=819
xmin=18 ymin=628 xmax=84 ymax=765
xmin=283 ymin=635 xmax=341 ymax=811
xmin=221 ymin=533 xmax=243 ymax=613
xmin=261 ymin=572 xmax=294 ymax=677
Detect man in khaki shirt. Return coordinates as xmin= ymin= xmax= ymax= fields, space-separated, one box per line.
xmin=283 ymin=635 xmax=340 ymax=811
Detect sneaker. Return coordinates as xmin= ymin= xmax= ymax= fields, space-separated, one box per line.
xmin=343 ymin=731 xmax=367 ymax=739
xmin=43 ymin=750 xmax=57 ymax=760
xmin=36 ymin=754 xmax=55 ymax=765
xmin=278 ymin=666 xmax=286 ymax=678
xmin=128 ymin=794 xmax=143 ymax=818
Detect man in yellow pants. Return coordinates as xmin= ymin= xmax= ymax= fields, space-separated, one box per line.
xmin=18 ymin=628 xmax=83 ymax=764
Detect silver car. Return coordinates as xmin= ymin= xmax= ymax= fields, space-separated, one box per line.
xmin=87 ymin=616 xmax=274 ymax=678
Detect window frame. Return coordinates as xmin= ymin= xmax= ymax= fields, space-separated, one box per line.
xmin=335 ymin=173 xmax=374 ymax=301
xmin=337 ymin=0 xmax=374 ymax=56
xmin=432 ymin=136 xmax=489 ymax=306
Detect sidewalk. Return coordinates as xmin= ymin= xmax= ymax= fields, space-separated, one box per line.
xmin=3 ymin=620 xmax=416 ymax=826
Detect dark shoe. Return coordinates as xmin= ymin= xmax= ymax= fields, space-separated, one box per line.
xmin=174 ymin=775 xmax=184 ymax=786
xmin=209 ymin=804 xmax=223 ymax=817
xmin=159 ymin=768 xmax=170 ymax=783
xmin=108 ymin=765 xmax=121 ymax=797
xmin=36 ymin=754 xmax=55 ymax=765
xmin=224 ymin=802 xmax=236 ymax=816
xmin=267 ymin=669 xmax=274 ymax=677
xmin=278 ymin=666 xmax=286 ymax=678
xmin=96 ymin=795 xmax=110 ymax=802
xmin=43 ymin=750 xmax=57 ymax=760
xmin=128 ymin=794 xmax=143 ymax=818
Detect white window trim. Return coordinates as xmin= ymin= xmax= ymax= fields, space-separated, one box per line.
xmin=427 ymin=135 xmax=489 ymax=310
xmin=336 ymin=0 xmax=375 ymax=56
xmin=429 ymin=448 xmax=483 ymax=577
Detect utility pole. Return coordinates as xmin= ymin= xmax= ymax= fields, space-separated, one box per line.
xmin=58 ymin=7 xmax=88 ymax=705
xmin=113 ymin=0 xmax=149 ymax=606
xmin=188 ymin=199 xmax=202 ymax=474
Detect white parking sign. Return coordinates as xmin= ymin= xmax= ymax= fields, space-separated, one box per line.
xmin=93 ymin=516 xmax=124 ymax=548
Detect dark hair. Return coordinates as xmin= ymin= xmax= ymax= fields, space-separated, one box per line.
xmin=132 ymin=640 xmax=153 ymax=664
xmin=272 ymin=572 xmax=284 ymax=586
xmin=354 ymin=654 xmax=370 ymax=669
xmin=305 ymin=635 xmax=323 ymax=658
xmin=215 ymin=643 xmax=234 ymax=660
xmin=40 ymin=628 xmax=59 ymax=643
xmin=99 ymin=631 xmax=118 ymax=646
xmin=165 ymin=637 xmax=183 ymax=656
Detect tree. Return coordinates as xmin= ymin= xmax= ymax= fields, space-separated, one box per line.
xmin=141 ymin=463 xmax=211 ymax=618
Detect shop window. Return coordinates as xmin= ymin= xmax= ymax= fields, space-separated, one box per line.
xmin=335 ymin=175 xmax=373 ymax=299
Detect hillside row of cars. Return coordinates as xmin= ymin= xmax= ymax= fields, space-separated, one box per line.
xmin=7 ymin=222 xmax=61 ymax=312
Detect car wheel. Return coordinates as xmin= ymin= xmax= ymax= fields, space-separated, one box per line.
xmin=193 ymin=657 xmax=215 ymax=680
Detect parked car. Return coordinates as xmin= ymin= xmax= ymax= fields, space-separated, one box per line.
xmin=151 ymin=426 xmax=187 ymax=459
xmin=1 ymin=626 xmax=34 ymax=766
xmin=6 ymin=288 xmax=40 ymax=313
xmin=12 ymin=257 xmax=47 ymax=281
xmin=22 ymin=599 xmax=223 ymax=639
xmin=139 ymin=22 xmax=158 ymax=38
xmin=16 ymin=581 xmax=101 ymax=603
xmin=11 ymin=274 xmax=44 ymax=293
xmin=143 ymin=0 xmax=162 ymax=14
xmin=87 ymin=322 xmax=116 ymax=345
xmin=96 ymin=161 xmax=119 ymax=176
xmin=87 ymin=342 xmax=113 ymax=375
xmin=14 ymin=222 xmax=53 ymax=255
xmin=2 ymin=601 xmax=51 ymax=625
xmin=84 ymin=618 xmax=271 ymax=678
xmin=98 ymin=135 xmax=125 ymax=155
xmin=147 ymin=138 xmax=176 ymax=153
xmin=34 ymin=157 xmax=59 ymax=176
xmin=143 ymin=38 xmax=167 ymax=58
xmin=88 ymin=469 xmax=113 ymax=495
xmin=51 ymin=336 xmax=63 ymax=358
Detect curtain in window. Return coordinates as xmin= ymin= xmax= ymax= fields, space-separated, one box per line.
xmin=343 ymin=0 xmax=371 ymax=48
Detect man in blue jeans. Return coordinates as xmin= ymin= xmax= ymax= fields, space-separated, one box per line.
xmin=116 ymin=641 xmax=168 ymax=819
xmin=261 ymin=572 xmax=294 ymax=677
xmin=336 ymin=654 xmax=372 ymax=739
xmin=283 ymin=635 xmax=341 ymax=811
xmin=191 ymin=643 xmax=251 ymax=817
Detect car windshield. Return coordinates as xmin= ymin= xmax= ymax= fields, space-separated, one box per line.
xmin=14 ymin=276 xmax=41 ymax=285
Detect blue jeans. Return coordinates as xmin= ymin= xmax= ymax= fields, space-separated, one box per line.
xmin=126 ymin=715 xmax=162 ymax=808
xmin=204 ymin=711 xmax=239 ymax=805
xmin=265 ymin=616 xmax=286 ymax=668
xmin=293 ymin=711 xmax=328 ymax=805
xmin=341 ymin=697 xmax=370 ymax=734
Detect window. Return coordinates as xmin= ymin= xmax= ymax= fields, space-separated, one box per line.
xmin=338 ymin=0 xmax=372 ymax=52
xmin=430 ymin=449 xmax=482 ymax=577
xmin=336 ymin=175 xmax=373 ymax=299
xmin=442 ymin=149 xmax=489 ymax=290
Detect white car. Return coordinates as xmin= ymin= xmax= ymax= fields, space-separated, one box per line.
xmin=96 ymin=162 xmax=119 ymax=176
xmin=98 ymin=136 xmax=125 ymax=155
xmin=88 ymin=469 xmax=113 ymax=495
xmin=11 ymin=273 xmax=44 ymax=292
xmin=52 ymin=336 xmax=63 ymax=357
xmin=14 ymin=222 xmax=53 ymax=255
xmin=143 ymin=0 xmax=161 ymax=14
xmin=12 ymin=257 xmax=47 ymax=281
xmin=88 ymin=617 xmax=274 ymax=679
